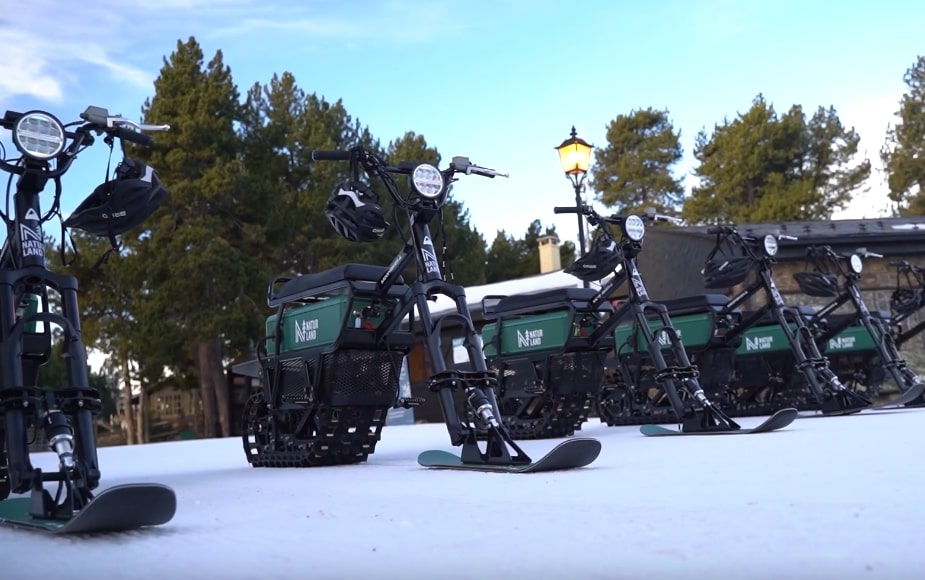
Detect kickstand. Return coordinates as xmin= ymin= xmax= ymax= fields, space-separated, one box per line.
xmin=460 ymin=426 xmax=531 ymax=466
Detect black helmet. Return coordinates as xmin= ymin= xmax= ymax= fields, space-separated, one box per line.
xmin=701 ymin=257 xmax=753 ymax=289
xmin=793 ymin=272 xmax=838 ymax=298
xmin=565 ymin=234 xmax=622 ymax=282
xmin=64 ymin=158 xmax=169 ymax=237
xmin=324 ymin=181 xmax=389 ymax=243
xmin=891 ymin=287 xmax=924 ymax=316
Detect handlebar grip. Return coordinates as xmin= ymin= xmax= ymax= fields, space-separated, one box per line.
xmin=553 ymin=206 xmax=579 ymax=214
xmin=312 ymin=150 xmax=351 ymax=161
xmin=114 ymin=127 xmax=153 ymax=146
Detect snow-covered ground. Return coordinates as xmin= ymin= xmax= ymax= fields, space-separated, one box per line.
xmin=3 ymin=409 xmax=924 ymax=580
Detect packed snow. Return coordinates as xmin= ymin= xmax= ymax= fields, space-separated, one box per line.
xmin=3 ymin=408 xmax=924 ymax=580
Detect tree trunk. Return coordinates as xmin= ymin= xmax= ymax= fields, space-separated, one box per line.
xmin=136 ymin=387 xmax=147 ymax=444
xmin=196 ymin=341 xmax=220 ymax=438
xmin=120 ymin=355 xmax=135 ymax=445
xmin=208 ymin=336 xmax=231 ymax=437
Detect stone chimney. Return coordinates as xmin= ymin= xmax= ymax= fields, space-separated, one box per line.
xmin=538 ymin=234 xmax=561 ymax=273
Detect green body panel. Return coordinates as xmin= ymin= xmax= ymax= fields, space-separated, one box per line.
xmin=737 ymin=321 xmax=879 ymax=357
xmin=266 ymin=296 xmax=395 ymax=354
xmin=822 ymin=324 xmax=879 ymax=354
xmin=483 ymin=310 xmax=598 ymax=357
xmin=613 ymin=313 xmax=715 ymax=353
xmin=736 ymin=323 xmax=797 ymax=355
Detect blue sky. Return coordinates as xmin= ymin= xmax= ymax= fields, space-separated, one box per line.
xmin=2 ymin=0 xmax=923 ymax=250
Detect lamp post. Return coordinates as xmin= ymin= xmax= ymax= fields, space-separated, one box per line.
xmin=555 ymin=126 xmax=593 ymax=286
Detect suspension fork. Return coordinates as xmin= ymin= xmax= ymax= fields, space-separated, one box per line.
xmin=0 ymin=270 xmax=37 ymax=494
xmin=411 ymin=282 xmax=497 ymax=444
xmin=629 ymin=300 xmax=688 ymax=412
xmin=0 ymin=268 xmax=102 ymax=494
xmin=847 ymin=285 xmax=918 ymax=390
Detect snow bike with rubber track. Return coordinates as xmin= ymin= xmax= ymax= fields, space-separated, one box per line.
xmin=791 ymin=245 xmax=924 ymax=407
xmin=483 ymin=204 xmax=750 ymax=437
xmin=647 ymin=225 xmax=873 ymax=417
xmin=233 ymin=146 xmax=600 ymax=472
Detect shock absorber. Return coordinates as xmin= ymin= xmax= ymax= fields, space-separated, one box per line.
xmin=467 ymin=388 xmax=500 ymax=429
xmin=42 ymin=409 xmax=76 ymax=471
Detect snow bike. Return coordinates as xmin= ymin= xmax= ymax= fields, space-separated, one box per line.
xmin=793 ymin=246 xmax=924 ymax=405
xmin=0 ymin=106 xmax=176 ymax=534
xmin=889 ymin=259 xmax=925 ymax=350
xmin=665 ymin=225 xmax=882 ymax=416
xmin=484 ymin=204 xmax=762 ymax=438
xmin=232 ymin=146 xmax=600 ymax=473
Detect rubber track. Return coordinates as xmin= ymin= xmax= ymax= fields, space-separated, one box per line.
xmin=244 ymin=395 xmax=389 ymax=467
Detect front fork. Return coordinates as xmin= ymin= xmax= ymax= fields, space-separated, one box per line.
xmin=0 ymin=268 xmax=101 ymax=513
xmin=776 ymin=306 xmax=869 ymax=412
xmin=632 ymin=301 xmax=739 ymax=431
xmin=413 ymin=288 xmax=530 ymax=465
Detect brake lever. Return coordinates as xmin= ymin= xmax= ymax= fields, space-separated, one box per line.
xmin=109 ymin=117 xmax=171 ymax=132
xmin=450 ymin=156 xmax=508 ymax=178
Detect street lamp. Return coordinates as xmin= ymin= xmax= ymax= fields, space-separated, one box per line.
xmin=555 ymin=125 xmax=593 ymax=259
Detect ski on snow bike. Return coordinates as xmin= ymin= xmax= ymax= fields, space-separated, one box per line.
xmin=0 ymin=106 xmax=176 ymax=528
xmin=793 ymin=246 xmax=925 ymax=406
xmin=668 ymin=225 xmax=872 ymax=416
xmin=483 ymin=203 xmax=743 ymax=437
xmin=233 ymin=145 xmax=601 ymax=470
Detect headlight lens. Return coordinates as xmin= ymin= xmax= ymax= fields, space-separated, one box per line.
xmin=13 ymin=111 xmax=65 ymax=160
xmin=763 ymin=234 xmax=778 ymax=256
xmin=411 ymin=164 xmax=444 ymax=198
xmin=623 ymin=215 xmax=645 ymax=241
xmin=850 ymin=254 xmax=863 ymax=274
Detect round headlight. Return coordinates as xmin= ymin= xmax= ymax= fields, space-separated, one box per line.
xmin=850 ymin=254 xmax=863 ymax=274
xmin=13 ymin=111 xmax=66 ymax=161
xmin=623 ymin=215 xmax=645 ymax=242
xmin=411 ymin=164 xmax=444 ymax=198
xmin=763 ymin=234 xmax=778 ymax=256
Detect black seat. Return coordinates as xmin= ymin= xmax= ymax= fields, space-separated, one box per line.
xmin=270 ymin=264 xmax=400 ymax=303
xmin=656 ymin=294 xmax=729 ymax=316
xmin=495 ymin=287 xmax=600 ymax=314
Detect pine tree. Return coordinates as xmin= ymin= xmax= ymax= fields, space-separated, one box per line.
xmin=591 ymin=108 xmax=685 ymax=213
xmin=685 ymin=94 xmax=870 ymax=224
xmin=129 ymin=37 xmax=264 ymax=437
xmin=882 ymin=56 xmax=925 ymax=215
xmin=484 ymin=220 xmax=574 ymax=283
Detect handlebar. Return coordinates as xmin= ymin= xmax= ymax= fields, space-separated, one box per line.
xmin=889 ymin=260 xmax=920 ymax=272
xmin=450 ymin=156 xmax=508 ymax=178
xmin=311 ymin=150 xmax=352 ymax=161
xmin=0 ymin=105 xmax=169 ymax=177
xmin=554 ymin=204 xmax=682 ymax=224
xmin=78 ymin=106 xmax=170 ymax=147
xmin=855 ymin=247 xmax=883 ymax=259
xmin=310 ymin=146 xmax=507 ymax=210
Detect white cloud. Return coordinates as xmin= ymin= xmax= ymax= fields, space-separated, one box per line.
xmin=208 ymin=0 xmax=464 ymax=44
xmin=0 ymin=0 xmax=276 ymax=104
xmin=0 ymin=35 xmax=63 ymax=102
